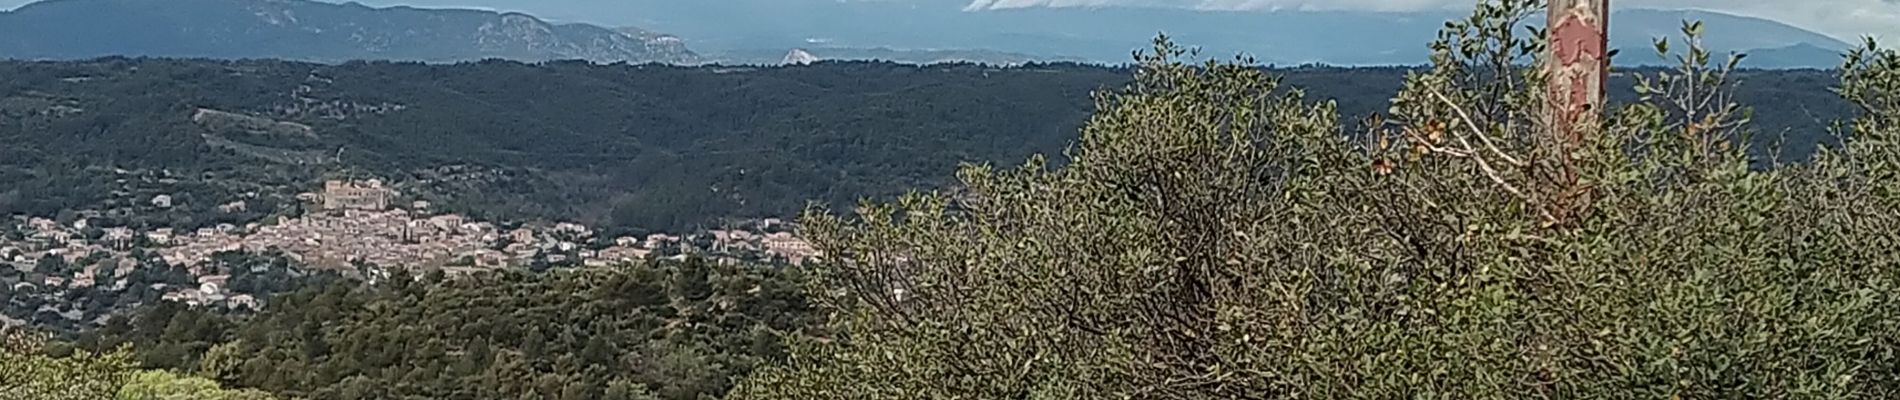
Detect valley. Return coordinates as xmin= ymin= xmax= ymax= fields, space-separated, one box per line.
xmin=3 ymin=0 xmax=1896 ymax=398
xmin=0 ymin=59 xmax=1853 ymax=235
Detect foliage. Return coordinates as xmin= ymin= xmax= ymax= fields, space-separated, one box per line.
xmin=86 ymin=258 xmax=818 ymax=400
xmin=118 ymin=370 xmax=277 ymax=400
xmin=0 ymin=330 xmax=277 ymax=400
xmin=0 ymin=329 xmax=137 ymax=400
xmin=735 ymin=1 xmax=1900 ymax=398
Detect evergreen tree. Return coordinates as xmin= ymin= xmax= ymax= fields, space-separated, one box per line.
xmin=32 ymin=255 xmax=67 ymax=275
xmin=672 ymin=259 xmax=715 ymax=304
xmin=521 ymin=329 xmax=547 ymax=361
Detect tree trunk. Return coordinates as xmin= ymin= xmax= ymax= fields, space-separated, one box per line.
xmin=1546 ymin=0 xmax=1607 ymax=223
xmin=1547 ymin=0 xmax=1609 ymax=144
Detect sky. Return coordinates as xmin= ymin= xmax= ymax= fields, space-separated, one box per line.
xmin=969 ymin=0 xmax=1894 ymax=41
xmin=3 ymin=0 xmax=1895 ymax=41
xmin=1053 ymin=0 xmax=1900 ymax=42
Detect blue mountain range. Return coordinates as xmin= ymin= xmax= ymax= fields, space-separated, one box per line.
xmin=0 ymin=0 xmax=1855 ymax=68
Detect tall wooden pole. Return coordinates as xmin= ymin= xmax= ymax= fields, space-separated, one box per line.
xmin=1547 ymin=0 xmax=1609 ymax=145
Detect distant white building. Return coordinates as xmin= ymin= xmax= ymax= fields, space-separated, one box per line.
xmin=644 ymin=234 xmax=680 ymax=249
xmin=218 ymin=201 xmax=248 ymax=213
xmin=553 ymin=222 xmax=593 ymax=238
xmin=103 ymin=228 xmax=135 ymax=249
xmin=228 ymin=295 xmax=259 ymax=311
xmin=151 ymin=194 xmax=174 ymax=209
xmin=146 ymin=229 xmax=175 ymax=245
xmin=198 ymin=274 xmax=230 ymax=289
xmin=27 ymin=218 xmax=58 ymax=231
xmin=429 ymin=215 xmax=465 ymax=230
xmin=764 ymin=232 xmax=818 ymax=264
xmin=39 ymin=230 xmax=73 ymax=245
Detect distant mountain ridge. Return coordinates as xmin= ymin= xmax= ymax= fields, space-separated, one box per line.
xmin=1594 ymin=9 xmax=1849 ymax=68
xmin=346 ymin=0 xmax=1852 ymax=68
xmin=0 ymin=0 xmax=698 ymax=64
xmin=712 ymin=47 xmax=1091 ymax=66
xmin=0 ymin=0 xmax=1855 ymax=68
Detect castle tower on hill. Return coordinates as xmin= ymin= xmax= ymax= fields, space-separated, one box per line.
xmin=322 ymin=179 xmax=395 ymax=211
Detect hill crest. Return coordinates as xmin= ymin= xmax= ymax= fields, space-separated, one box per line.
xmin=0 ymin=0 xmax=698 ymax=64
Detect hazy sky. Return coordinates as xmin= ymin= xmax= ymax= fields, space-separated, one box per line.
xmin=963 ymin=0 xmax=1900 ymax=39
xmin=3 ymin=0 xmax=1894 ymax=40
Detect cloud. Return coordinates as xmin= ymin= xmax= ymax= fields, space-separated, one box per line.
xmin=1636 ymin=0 xmax=1900 ymax=41
xmin=964 ymin=0 xmax=1900 ymax=40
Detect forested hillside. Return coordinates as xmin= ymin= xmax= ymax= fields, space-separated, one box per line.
xmin=0 ymin=59 xmax=1851 ymax=232
xmin=35 ymin=258 xmax=816 ymax=400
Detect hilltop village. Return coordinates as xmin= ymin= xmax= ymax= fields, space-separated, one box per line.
xmin=1 ymin=178 xmax=818 ymax=328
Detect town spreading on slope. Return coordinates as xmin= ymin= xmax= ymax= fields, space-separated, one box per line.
xmin=0 ymin=178 xmax=818 ymax=329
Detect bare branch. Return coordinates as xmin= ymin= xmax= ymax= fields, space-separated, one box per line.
xmin=1467 ymin=147 xmax=1557 ymax=223
xmin=1430 ymin=89 xmax=1530 ymax=167
xmin=1400 ymin=127 xmax=1479 ymax=158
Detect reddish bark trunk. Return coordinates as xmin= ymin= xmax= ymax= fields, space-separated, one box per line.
xmin=1546 ymin=0 xmax=1607 ymax=224
xmin=1547 ymin=0 xmax=1608 ymax=144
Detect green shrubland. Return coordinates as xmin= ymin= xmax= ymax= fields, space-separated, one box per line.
xmin=1 ymin=330 xmax=274 ymax=400
xmin=735 ymin=0 xmax=1900 ymax=398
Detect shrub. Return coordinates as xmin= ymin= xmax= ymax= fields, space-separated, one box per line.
xmin=118 ymin=370 xmax=278 ymax=400
xmin=1 ymin=329 xmax=137 ymax=400
xmin=733 ymin=0 xmax=1900 ymax=398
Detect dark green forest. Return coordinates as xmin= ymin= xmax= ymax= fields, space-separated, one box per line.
xmin=58 ymin=258 xmax=816 ymax=400
xmin=0 ymin=58 xmax=1852 ymax=232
